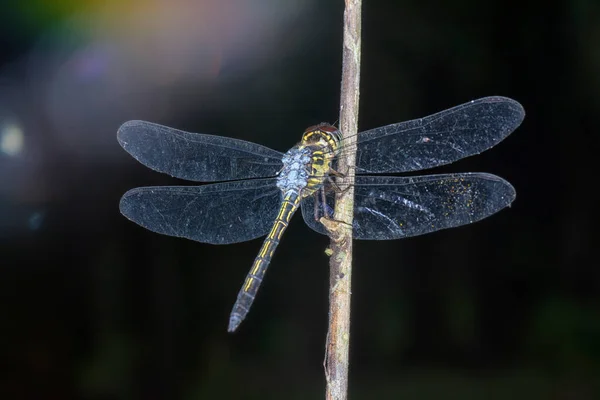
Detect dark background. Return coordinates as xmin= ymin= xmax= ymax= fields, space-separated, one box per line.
xmin=1 ymin=0 xmax=597 ymax=399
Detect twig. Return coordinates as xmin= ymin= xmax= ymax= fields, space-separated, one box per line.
xmin=324 ymin=0 xmax=361 ymax=399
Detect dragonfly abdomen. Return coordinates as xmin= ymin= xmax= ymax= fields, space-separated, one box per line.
xmin=228 ymin=191 xmax=301 ymax=332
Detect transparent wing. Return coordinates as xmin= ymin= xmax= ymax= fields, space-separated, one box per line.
xmin=118 ymin=121 xmax=284 ymax=182
xmin=350 ymin=97 xmax=524 ymax=174
xmin=120 ymin=178 xmax=281 ymax=244
xmin=301 ymin=173 xmax=515 ymax=240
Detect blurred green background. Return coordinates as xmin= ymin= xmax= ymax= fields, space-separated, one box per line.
xmin=1 ymin=0 xmax=598 ymax=399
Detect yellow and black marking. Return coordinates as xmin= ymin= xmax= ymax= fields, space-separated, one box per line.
xmin=228 ymin=191 xmax=301 ymax=332
xmin=299 ymin=124 xmax=342 ymax=197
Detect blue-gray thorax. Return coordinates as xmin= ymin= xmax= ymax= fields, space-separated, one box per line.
xmin=276 ymin=146 xmax=312 ymax=194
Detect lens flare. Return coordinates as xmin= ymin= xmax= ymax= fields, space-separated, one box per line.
xmin=1 ymin=123 xmax=24 ymax=156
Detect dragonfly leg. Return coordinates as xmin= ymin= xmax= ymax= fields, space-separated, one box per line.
xmin=314 ymin=186 xmax=334 ymax=221
xmin=320 ymin=175 xmax=353 ymax=241
xmin=327 ymin=176 xmax=353 ymax=196
xmin=329 ymin=164 xmax=359 ymax=178
xmin=313 ymin=192 xmax=321 ymax=221
xmin=328 ymin=167 xmax=345 ymax=178
xmin=321 ymin=187 xmax=329 ymax=218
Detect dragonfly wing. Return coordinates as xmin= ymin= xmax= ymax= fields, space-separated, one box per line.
xmin=120 ymin=178 xmax=282 ymax=244
xmin=353 ymin=97 xmax=524 ymax=174
xmin=301 ymin=174 xmax=515 ymax=240
xmin=118 ymin=121 xmax=284 ymax=181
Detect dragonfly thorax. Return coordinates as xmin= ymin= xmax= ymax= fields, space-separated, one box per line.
xmin=276 ymin=147 xmax=312 ymax=194
xmin=276 ymin=124 xmax=341 ymax=197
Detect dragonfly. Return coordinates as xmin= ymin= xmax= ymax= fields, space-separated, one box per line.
xmin=118 ymin=96 xmax=524 ymax=332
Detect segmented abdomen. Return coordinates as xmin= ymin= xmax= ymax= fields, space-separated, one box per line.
xmin=227 ymin=191 xmax=301 ymax=332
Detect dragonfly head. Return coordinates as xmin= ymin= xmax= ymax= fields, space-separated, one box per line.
xmin=301 ymin=123 xmax=342 ymax=155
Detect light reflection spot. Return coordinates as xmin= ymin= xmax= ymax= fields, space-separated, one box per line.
xmin=1 ymin=123 xmax=24 ymax=156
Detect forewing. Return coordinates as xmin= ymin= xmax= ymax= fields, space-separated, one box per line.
xmin=118 ymin=121 xmax=283 ymax=181
xmin=301 ymin=174 xmax=515 ymax=240
xmin=353 ymin=97 xmax=524 ymax=173
xmin=120 ymin=179 xmax=281 ymax=244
